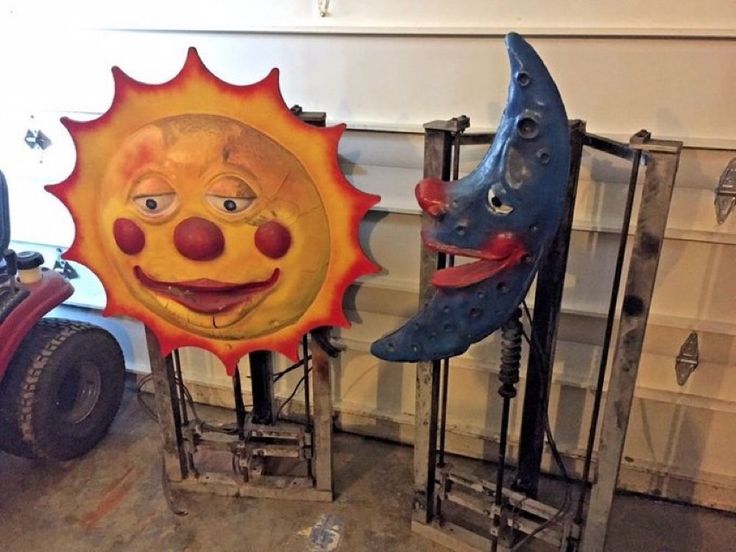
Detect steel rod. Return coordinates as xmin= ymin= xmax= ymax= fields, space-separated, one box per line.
xmin=232 ymin=364 xmax=247 ymax=441
xmin=173 ymin=349 xmax=189 ymax=426
xmin=438 ymin=126 xmax=462 ymax=469
xmin=495 ymin=397 xmax=511 ymax=507
xmin=492 ymin=396 xmax=512 ymax=552
xmin=435 ymin=255 xmax=455 ymax=521
xmin=302 ymin=335 xmax=312 ymax=429
xmin=437 ymin=256 xmax=454 ymax=468
xmin=575 ymin=146 xmax=643 ymax=523
xmin=301 ymin=335 xmax=313 ymax=479
xmin=165 ymin=352 xmax=188 ymax=477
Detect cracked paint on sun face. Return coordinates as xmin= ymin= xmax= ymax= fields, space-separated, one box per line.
xmin=101 ymin=115 xmax=330 ymax=337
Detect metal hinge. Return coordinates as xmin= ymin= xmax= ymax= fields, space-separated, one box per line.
xmin=675 ymin=332 xmax=699 ymax=386
xmin=24 ymin=128 xmax=52 ymax=150
xmin=715 ymin=158 xmax=736 ymax=224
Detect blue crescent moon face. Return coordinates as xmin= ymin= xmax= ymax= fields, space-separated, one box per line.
xmin=371 ymin=33 xmax=570 ymax=362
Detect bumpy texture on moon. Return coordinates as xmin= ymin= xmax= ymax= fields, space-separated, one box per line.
xmin=371 ymin=33 xmax=570 ymax=362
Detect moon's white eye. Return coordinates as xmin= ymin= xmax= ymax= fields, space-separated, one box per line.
xmin=487 ymin=188 xmax=514 ymax=215
xmin=133 ymin=193 xmax=177 ymax=216
xmin=206 ymin=195 xmax=254 ymax=214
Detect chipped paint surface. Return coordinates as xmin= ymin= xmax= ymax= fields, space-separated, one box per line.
xmin=307 ymin=514 xmax=344 ymax=552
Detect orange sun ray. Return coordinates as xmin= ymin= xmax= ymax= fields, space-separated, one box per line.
xmin=47 ymin=48 xmax=379 ymax=374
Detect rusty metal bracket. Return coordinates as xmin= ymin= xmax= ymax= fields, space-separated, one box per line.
xmin=423 ymin=115 xmax=471 ymax=134
xmin=715 ymin=158 xmax=736 ymax=224
xmin=675 ymin=331 xmax=699 ymax=386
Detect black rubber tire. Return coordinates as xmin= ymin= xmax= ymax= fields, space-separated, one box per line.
xmin=0 ymin=318 xmax=125 ymax=460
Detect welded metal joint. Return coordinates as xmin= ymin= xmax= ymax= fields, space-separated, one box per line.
xmin=675 ymin=331 xmax=699 ymax=386
xmin=715 ymin=158 xmax=736 ymax=224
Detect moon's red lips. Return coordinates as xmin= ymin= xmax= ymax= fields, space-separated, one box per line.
xmin=134 ymin=266 xmax=280 ymax=314
xmin=421 ymin=231 xmax=527 ymax=289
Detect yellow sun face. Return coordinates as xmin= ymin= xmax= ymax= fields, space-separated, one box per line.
xmin=47 ymin=49 xmax=379 ymax=373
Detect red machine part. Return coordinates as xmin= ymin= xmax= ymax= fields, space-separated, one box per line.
xmin=0 ymin=270 xmax=73 ymax=380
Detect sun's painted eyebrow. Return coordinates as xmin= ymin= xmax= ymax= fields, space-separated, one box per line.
xmin=207 ymin=175 xmax=257 ymax=198
xmin=202 ymin=160 xmax=259 ymax=183
xmin=130 ymin=174 xmax=175 ymax=198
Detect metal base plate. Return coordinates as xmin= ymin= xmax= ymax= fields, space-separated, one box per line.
xmin=412 ymin=519 xmax=496 ymax=552
xmin=170 ymin=471 xmax=333 ymax=502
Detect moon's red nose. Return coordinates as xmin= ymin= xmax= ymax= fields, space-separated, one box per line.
xmin=415 ymin=177 xmax=448 ymax=218
xmin=173 ymin=217 xmax=225 ymax=261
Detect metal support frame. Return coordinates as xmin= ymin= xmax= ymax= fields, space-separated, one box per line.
xmin=413 ymin=118 xmax=463 ymax=525
xmin=581 ymin=137 xmax=681 ymax=552
xmin=145 ymin=108 xmax=334 ymax=505
xmin=146 ymin=329 xmax=334 ymax=504
xmin=515 ymin=119 xmax=586 ymax=497
xmin=411 ymin=116 xmax=681 ymax=552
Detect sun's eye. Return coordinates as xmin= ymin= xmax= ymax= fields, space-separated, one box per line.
xmin=206 ymin=174 xmax=256 ymax=215
xmin=487 ymin=187 xmax=514 ymax=215
xmin=206 ymin=195 xmax=254 ymax=214
xmin=131 ymin=175 xmax=178 ymax=217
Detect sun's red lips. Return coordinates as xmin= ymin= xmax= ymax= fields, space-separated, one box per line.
xmin=421 ymin=230 xmax=528 ymax=289
xmin=134 ymin=266 xmax=280 ymax=314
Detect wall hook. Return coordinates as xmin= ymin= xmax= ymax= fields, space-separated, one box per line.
xmin=318 ymin=0 xmax=330 ymax=17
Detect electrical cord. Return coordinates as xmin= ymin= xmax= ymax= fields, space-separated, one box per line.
xmin=136 ymin=372 xmax=248 ymax=435
xmin=272 ymin=355 xmax=312 ymax=383
xmin=507 ymin=301 xmax=574 ymax=551
xmin=275 ymin=368 xmax=312 ymax=419
xmin=136 ymin=373 xmax=158 ymax=420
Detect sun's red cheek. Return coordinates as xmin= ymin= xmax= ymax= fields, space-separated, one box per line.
xmin=254 ymin=221 xmax=292 ymax=259
xmin=113 ymin=218 xmax=146 ymax=255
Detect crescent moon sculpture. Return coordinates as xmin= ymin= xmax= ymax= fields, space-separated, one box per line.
xmin=371 ymin=33 xmax=570 ymax=362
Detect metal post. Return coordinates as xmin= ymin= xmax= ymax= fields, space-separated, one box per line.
xmin=232 ymin=365 xmax=247 ymax=440
xmin=515 ymin=120 xmax=586 ymax=497
xmin=302 ymin=335 xmax=312 ymax=430
xmin=581 ymin=138 xmax=681 ymax=551
xmin=249 ymin=351 xmax=275 ymax=425
xmin=145 ymin=328 xmax=187 ymax=481
xmin=574 ymin=130 xmax=648 ymax=524
xmin=438 ymin=128 xmax=463 ymax=470
xmin=310 ymin=336 xmax=333 ymax=495
xmin=413 ymin=121 xmax=455 ymax=524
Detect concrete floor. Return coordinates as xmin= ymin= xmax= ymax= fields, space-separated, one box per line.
xmin=0 ymin=389 xmax=734 ymax=552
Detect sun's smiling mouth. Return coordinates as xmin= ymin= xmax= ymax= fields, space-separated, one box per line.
xmin=134 ymin=266 xmax=280 ymax=314
xmin=421 ymin=231 xmax=528 ymax=289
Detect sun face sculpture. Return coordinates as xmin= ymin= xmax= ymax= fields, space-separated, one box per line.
xmin=48 ymin=48 xmax=379 ymax=373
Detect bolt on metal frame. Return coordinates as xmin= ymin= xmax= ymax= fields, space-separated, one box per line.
xmin=411 ymin=116 xmax=681 ymax=551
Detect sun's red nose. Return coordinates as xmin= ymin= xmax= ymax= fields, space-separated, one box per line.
xmin=415 ymin=177 xmax=449 ymax=218
xmin=173 ymin=217 xmax=225 ymax=261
